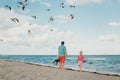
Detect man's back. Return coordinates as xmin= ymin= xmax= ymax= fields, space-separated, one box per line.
xmin=58 ymin=45 xmax=66 ymax=56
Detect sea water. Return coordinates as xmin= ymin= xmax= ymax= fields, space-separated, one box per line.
xmin=0 ymin=55 xmax=120 ymax=75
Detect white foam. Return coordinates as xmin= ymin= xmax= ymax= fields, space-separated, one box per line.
xmin=88 ymin=58 xmax=106 ymax=61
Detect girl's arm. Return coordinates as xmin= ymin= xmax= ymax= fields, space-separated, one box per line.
xmin=83 ymin=56 xmax=86 ymax=62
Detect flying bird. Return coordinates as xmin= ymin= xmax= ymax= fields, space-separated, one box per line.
xmin=5 ymin=5 xmax=11 ymax=11
xmin=69 ymin=14 xmax=74 ymax=19
xmin=32 ymin=16 xmax=36 ymax=19
xmin=70 ymin=5 xmax=75 ymax=8
xmin=0 ymin=39 xmax=3 ymax=42
xmin=18 ymin=0 xmax=28 ymax=10
xmin=28 ymin=29 xmax=31 ymax=34
xmin=46 ymin=9 xmax=50 ymax=11
xmin=48 ymin=17 xmax=54 ymax=22
xmin=29 ymin=23 xmax=32 ymax=25
xmin=25 ymin=0 xmax=27 ymax=2
xmin=50 ymin=29 xmax=54 ymax=31
xmin=10 ymin=18 xmax=19 ymax=23
xmin=60 ymin=3 xmax=65 ymax=8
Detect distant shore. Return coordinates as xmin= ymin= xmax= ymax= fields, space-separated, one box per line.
xmin=0 ymin=60 xmax=120 ymax=80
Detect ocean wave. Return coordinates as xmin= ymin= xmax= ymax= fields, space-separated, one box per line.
xmin=87 ymin=58 xmax=106 ymax=61
xmin=0 ymin=55 xmax=120 ymax=76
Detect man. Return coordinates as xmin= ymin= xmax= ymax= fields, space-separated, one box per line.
xmin=58 ymin=41 xmax=67 ymax=69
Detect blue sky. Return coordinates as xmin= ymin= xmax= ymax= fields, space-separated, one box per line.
xmin=0 ymin=0 xmax=120 ymax=55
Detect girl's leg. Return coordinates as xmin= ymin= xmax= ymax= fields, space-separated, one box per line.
xmin=79 ymin=65 xmax=82 ymax=72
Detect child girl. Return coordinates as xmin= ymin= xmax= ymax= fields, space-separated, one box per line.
xmin=77 ymin=51 xmax=85 ymax=72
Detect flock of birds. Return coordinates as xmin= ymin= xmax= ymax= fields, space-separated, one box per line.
xmin=1 ymin=0 xmax=76 ymax=42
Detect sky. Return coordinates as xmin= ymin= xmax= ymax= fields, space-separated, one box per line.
xmin=0 ymin=0 xmax=120 ymax=55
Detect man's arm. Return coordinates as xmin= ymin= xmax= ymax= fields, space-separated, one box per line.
xmin=64 ymin=50 xmax=67 ymax=57
xmin=58 ymin=49 xmax=60 ymax=58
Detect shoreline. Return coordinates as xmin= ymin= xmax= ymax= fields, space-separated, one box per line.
xmin=0 ymin=60 xmax=120 ymax=80
xmin=2 ymin=60 xmax=120 ymax=77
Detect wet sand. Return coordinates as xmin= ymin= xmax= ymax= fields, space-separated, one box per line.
xmin=0 ymin=60 xmax=120 ymax=80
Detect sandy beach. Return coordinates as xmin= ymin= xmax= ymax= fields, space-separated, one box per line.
xmin=0 ymin=60 xmax=120 ymax=80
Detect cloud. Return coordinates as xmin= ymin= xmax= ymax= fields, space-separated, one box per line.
xmin=65 ymin=0 xmax=104 ymax=5
xmin=40 ymin=2 xmax=51 ymax=7
xmin=99 ymin=34 xmax=120 ymax=41
xmin=55 ymin=15 xmax=69 ymax=20
xmin=108 ymin=22 xmax=120 ymax=27
xmin=55 ymin=15 xmax=71 ymax=23
xmin=30 ymin=0 xmax=41 ymax=3
xmin=30 ymin=0 xmax=51 ymax=7
xmin=0 ymin=8 xmax=32 ymax=30
xmin=1 ymin=7 xmax=120 ymax=55
xmin=0 ymin=8 xmax=82 ymax=54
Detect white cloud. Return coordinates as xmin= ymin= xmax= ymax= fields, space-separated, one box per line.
xmin=55 ymin=15 xmax=69 ymax=20
xmin=108 ymin=22 xmax=120 ymax=27
xmin=30 ymin=0 xmax=36 ymax=3
xmin=0 ymin=8 xmax=120 ymax=55
xmin=0 ymin=8 xmax=32 ymax=30
xmin=40 ymin=2 xmax=51 ymax=7
xmin=65 ymin=0 xmax=104 ymax=5
xmin=30 ymin=0 xmax=41 ymax=3
xmin=0 ymin=8 xmax=82 ymax=55
xmin=55 ymin=15 xmax=70 ymax=23
xmin=30 ymin=0 xmax=51 ymax=7
xmin=99 ymin=34 xmax=120 ymax=41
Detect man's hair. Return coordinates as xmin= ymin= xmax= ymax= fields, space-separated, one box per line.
xmin=61 ymin=41 xmax=64 ymax=45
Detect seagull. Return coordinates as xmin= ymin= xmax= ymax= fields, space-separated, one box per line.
xmin=48 ymin=17 xmax=54 ymax=22
xmin=18 ymin=0 xmax=28 ymax=10
xmin=70 ymin=5 xmax=75 ymax=8
xmin=60 ymin=3 xmax=65 ymax=8
xmin=29 ymin=23 xmax=32 ymax=25
xmin=25 ymin=0 xmax=27 ymax=2
xmin=10 ymin=18 xmax=19 ymax=23
xmin=69 ymin=14 xmax=74 ymax=19
xmin=46 ymin=9 xmax=50 ymax=11
xmin=28 ymin=29 xmax=31 ymax=34
xmin=32 ymin=16 xmax=36 ymax=19
xmin=5 ymin=5 xmax=11 ymax=11
xmin=50 ymin=29 xmax=54 ymax=31
xmin=0 ymin=39 xmax=3 ymax=42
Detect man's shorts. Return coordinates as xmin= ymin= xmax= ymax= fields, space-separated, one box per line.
xmin=59 ymin=56 xmax=65 ymax=63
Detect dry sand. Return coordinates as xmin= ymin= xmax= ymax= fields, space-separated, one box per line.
xmin=0 ymin=60 xmax=120 ymax=80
